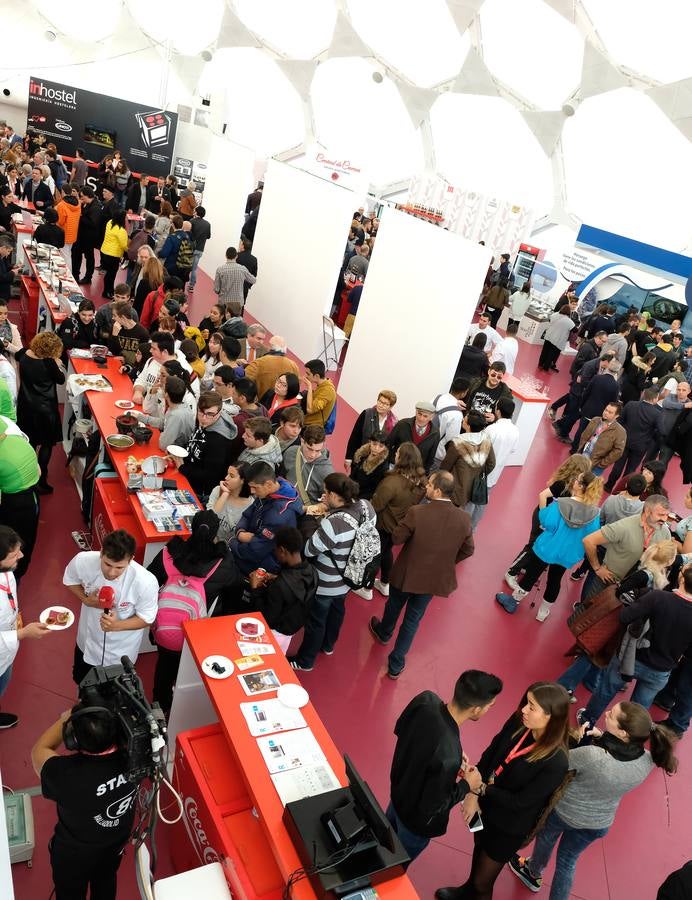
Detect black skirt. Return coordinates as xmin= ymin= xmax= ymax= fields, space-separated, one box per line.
xmin=474 ymin=821 xmax=525 ymax=863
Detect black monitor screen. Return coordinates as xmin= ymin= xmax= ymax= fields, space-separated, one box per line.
xmin=641 ymin=293 xmax=688 ymax=327
xmin=344 ymin=755 xmax=395 ymax=854
xmin=83 ymin=124 xmax=116 ymax=150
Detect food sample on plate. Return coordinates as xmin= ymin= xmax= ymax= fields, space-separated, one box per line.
xmin=240 ymin=620 xmax=259 ymax=636
xmin=46 ymin=608 xmax=70 ymax=626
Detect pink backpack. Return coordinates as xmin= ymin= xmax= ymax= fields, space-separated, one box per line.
xmin=152 ymin=549 xmax=223 ymax=651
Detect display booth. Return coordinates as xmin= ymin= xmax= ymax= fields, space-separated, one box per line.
xmin=338 ymin=205 xmax=490 ymax=417
xmin=245 ymin=160 xmax=356 ymax=365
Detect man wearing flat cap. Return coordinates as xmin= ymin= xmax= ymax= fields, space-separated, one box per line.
xmin=386 ymin=401 xmax=441 ymax=473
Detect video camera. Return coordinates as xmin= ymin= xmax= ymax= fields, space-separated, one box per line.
xmin=77 ymin=656 xmax=167 ymax=783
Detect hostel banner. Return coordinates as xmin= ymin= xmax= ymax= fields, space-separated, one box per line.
xmin=26 ymin=76 xmax=178 ymax=177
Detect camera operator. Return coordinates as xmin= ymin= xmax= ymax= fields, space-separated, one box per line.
xmin=63 ymin=529 xmax=158 ymax=685
xmin=31 ymin=704 xmax=138 ymax=900
xmin=0 ymin=525 xmax=50 ymax=728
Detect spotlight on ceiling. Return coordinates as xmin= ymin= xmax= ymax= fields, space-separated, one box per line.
xmin=201 ymin=49 xmax=213 ymax=62
xmin=44 ymin=29 xmax=57 ymax=42
xmin=372 ymin=70 xmax=384 ymax=84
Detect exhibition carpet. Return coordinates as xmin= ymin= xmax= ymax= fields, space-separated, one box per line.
xmin=4 ymin=268 xmax=690 ymax=900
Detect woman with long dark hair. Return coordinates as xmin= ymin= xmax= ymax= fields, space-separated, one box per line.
xmin=261 ymin=372 xmax=301 ymax=423
xmin=609 ymin=458 xmax=668 ymax=499
xmin=148 ymin=510 xmax=240 ymax=714
xmin=510 ymin=702 xmax=678 ymax=899
xmin=436 ymin=682 xmax=570 ymax=900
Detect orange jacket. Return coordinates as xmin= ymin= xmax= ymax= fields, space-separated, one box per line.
xmin=56 ymin=197 xmax=81 ymax=244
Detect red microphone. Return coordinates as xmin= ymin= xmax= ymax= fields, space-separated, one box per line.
xmin=98 ymin=586 xmax=115 ymax=610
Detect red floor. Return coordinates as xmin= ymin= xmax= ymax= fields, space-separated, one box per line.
xmin=5 ymin=268 xmax=691 ymax=900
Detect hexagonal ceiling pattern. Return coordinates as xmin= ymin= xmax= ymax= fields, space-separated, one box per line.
xmin=11 ymin=0 xmax=692 ymax=249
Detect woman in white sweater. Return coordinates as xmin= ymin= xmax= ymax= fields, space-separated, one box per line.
xmin=538 ymin=306 xmax=575 ymax=373
xmin=510 ymin=701 xmax=678 ymax=899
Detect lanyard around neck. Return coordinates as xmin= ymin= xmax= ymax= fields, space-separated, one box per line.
xmin=0 ymin=574 xmax=15 ymax=611
xmin=494 ymin=728 xmax=536 ymax=777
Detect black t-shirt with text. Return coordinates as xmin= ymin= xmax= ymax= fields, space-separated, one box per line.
xmin=41 ymin=751 xmax=137 ymax=847
xmin=468 ymin=382 xmax=505 ymax=417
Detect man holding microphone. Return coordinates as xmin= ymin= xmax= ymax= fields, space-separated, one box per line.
xmin=63 ymin=529 xmax=158 ymax=685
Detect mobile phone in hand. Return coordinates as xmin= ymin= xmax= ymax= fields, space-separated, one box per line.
xmin=468 ymin=811 xmax=483 ymax=833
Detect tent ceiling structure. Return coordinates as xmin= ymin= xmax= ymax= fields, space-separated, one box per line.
xmin=2 ymin=0 xmax=692 ymax=250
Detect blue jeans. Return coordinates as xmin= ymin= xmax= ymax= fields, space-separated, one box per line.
xmin=0 ymin=664 xmax=12 ymax=699
xmin=583 ymin=655 xmax=671 ymax=723
xmin=655 ymin=655 xmax=692 ymax=733
xmin=558 ymin=656 xmax=603 ymax=694
xmin=528 ymin=809 xmax=608 ymax=900
xmin=294 ymin=591 xmax=348 ymax=668
xmin=386 ymin=802 xmax=429 ymax=862
xmin=377 ymin=588 xmax=433 ymax=675
xmin=591 ymin=465 xmax=604 ymax=476
xmin=189 ymin=250 xmax=203 ymax=288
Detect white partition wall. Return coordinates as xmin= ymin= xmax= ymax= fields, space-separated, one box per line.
xmin=245 ymin=160 xmax=356 ymax=363
xmin=199 ymin=135 xmax=255 ymax=278
xmin=338 ymin=206 xmax=491 ymax=417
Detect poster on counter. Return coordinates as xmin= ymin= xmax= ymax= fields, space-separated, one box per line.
xmin=26 ymin=76 xmax=178 ymax=178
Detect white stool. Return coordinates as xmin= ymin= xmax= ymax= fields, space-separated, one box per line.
xmin=154 ymin=861 xmax=232 ymax=899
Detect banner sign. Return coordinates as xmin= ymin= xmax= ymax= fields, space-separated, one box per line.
xmin=26 ymin=76 xmax=178 ymax=178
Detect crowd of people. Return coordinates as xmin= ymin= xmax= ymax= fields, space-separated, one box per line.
xmin=0 ymin=123 xmax=690 ymax=900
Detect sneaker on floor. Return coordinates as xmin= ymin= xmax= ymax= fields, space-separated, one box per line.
xmin=374 ymin=578 xmax=389 ymax=596
xmin=0 ymin=712 xmax=18 ymax=729
xmin=504 ymin=571 xmax=521 ymax=592
xmin=368 ymin=616 xmax=388 ymax=645
xmin=496 ymin=592 xmax=519 ymax=614
xmin=288 ymin=658 xmax=313 ymax=673
xmin=509 ymin=855 xmax=542 ymax=892
xmin=321 ymin=646 xmax=334 ymax=656
xmin=535 ymin=599 xmax=552 ymax=622
xmin=567 ymin=690 xmax=577 ymax=704
xmin=353 ymin=587 xmax=373 ymax=600
xmin=386 ymin=666 xmax=404 ymax=680
xmin=546 ymin=407 xmax=556 ymax=421
xmin=570 ymin=569 xmax=585 ymax=582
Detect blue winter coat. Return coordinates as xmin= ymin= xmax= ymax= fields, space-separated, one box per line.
xmin=229 ymin=478 xmax=304 ymax=574
xmin=533 ymin=498 xmax=600 ymax=568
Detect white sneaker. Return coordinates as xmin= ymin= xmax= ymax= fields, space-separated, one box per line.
xmin=374 ymin=579 xmax=389 ymax=596
xmin=505 ymin=572 xmax=521 ymax=591
xmin=353 ymin=587 xmax=373 ymax=600
xmin=535 ymin=600 xmax=552 ymax=622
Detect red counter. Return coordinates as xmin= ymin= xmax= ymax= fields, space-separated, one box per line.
xmin=169 ymin=615 xmax=418 ymax=900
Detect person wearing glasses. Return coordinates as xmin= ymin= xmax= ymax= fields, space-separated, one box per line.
xmin=170 ymin=391 xmax=235 ymax=502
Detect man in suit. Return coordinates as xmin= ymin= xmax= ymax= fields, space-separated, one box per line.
xmin=604 ymin=387 xmax=663 ymax=491
xmin=71 ymin=186 xmax=102 ymax=284
xmin=368 ymin=470 xmax=475 ymax=678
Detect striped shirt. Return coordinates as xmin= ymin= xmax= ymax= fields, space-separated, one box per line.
xmin=213 ymin=261 xmax=256 ymax=304
xmin=305 ymin=500 xmax=376 ymax=597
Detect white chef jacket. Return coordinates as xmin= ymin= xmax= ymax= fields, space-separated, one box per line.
xmin=0 ymin=571 xmax=19 ymax=677
xmin=63 ymin=552 xmax=158 ymax=666
xmin=490 ymin=336 xmax=519 ymax=375
xmin=485 ymin=418 xmax=520 ymax=488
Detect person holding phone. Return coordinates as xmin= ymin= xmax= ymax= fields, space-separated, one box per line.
xmin=436 ymin=682 xmax=570 ymax=900
xmin=510 ymin=702 xmax=678 ymax=899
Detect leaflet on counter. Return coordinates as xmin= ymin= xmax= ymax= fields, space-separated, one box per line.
xmin=240 ymin=699 xmax=307 ymax=736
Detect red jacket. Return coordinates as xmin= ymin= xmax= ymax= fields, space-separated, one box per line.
xmin=140 ymin=285 xmax=165 ymax=330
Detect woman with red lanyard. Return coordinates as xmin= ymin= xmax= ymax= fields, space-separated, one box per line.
xmin=435 ymin=682 xmax=569 ymax=900
xmin=261 ymin=373 xmax=301 ymax=425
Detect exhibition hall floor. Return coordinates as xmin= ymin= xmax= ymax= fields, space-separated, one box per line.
xmin=3 ymin=270 xmax=690 ymax=900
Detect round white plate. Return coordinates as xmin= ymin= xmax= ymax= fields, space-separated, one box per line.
xmin=277 ymin=684 xmax=309 ymax=709
xmin=167 ymin=444 xmax=189 ymax=459
xmin=236 ymin=617 xmax=265 ymax=638
xmin=39 ymin=606 xmax=75 ymax=631
xmin=115 ymin=400 xmax=135 ymax=410
xmin=201 ymin=655 xmax=234 ymax=679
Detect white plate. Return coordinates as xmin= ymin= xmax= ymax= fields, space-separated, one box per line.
xmin=166 ymin=444 xmax=189 ymax=459
xmin=201 ymin=655 xmax=234 ymax=679
xmin=115 ymin=400 xmax=135 ymax=410
xmin=277 ymin=684 xmax=309 ymax=709
xmin=39 ymin=606 xmax=75 ymax=631
xmin=236 ymin=617 xmax=265 ymax=638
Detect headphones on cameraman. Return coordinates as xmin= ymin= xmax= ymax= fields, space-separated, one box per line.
xmin=63 ymin=705 xmax=117 ymax=752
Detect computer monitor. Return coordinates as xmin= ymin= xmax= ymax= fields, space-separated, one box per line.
xmin=344 ymin=755 xmax=395 ymax=854
xmin=641 ymin=293 xmax=688 ymax=327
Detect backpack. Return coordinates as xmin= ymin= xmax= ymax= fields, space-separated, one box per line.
xmin=432 ymin=394 xmax=460 ymax=432
xmin=220 ymin=316 xmax=248 ymax=339
xmin=152 ymin=549 xmax=223 ymax=651
xmin=174 ymin=235 xmax=194 ymax=270
xmin=324 ymin=400 xmax=337 ymax=436
xmin=469 ymin=471 xmax=488 ymax=505
xmin=328 ymin=502 xmax=381 ymax=590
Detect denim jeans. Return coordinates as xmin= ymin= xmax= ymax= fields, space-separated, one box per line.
xmin=294 ymin=591 xmax=348 ymax=668
xmin=465 ymin=486 xmax=493 ymax=530
xmin=0 ymin=664 xmax=12 ymax=699
xmin=558 ymin=656 xmax=603 ymax=694
xmin=528 ymin=809 xmax=608 ymax=900
xmin=377 ymin=588 xmax=433 ymax=675
xmin=386 ymin=802 xmax=429 ymax=862
xmin=555 ymin=393 xmax=581 ymax=438
xmin=655 ymin=655 xmax=692 ymax=733
xmin=583 ymin=655 xmax=672 ymax=723
xmin=189 ymin=250 xmax=203 ymax=288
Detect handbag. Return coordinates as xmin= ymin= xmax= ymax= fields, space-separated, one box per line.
xmin=470 ymin=471 xmax=488 ymax=505
xmin=566 ymin=585 xmax=624 ymax=666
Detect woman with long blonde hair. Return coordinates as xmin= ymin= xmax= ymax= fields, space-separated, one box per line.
xmin=506 ymin=454 xmax=592 ymax=589
xmin=134 ymin=253 xmax=164 ymax=316
xmin=497 ymin=471 xmax=604 ymax=621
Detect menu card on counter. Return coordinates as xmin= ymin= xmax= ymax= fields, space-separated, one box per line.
xmin=240 ymin=698 xmax=307 ymax=737
xmin=257 ymin=728 xmax=341 ymax=805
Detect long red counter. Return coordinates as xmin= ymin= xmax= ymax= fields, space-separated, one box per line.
xmin=169 ymin=615 xmax=418 ymax=899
